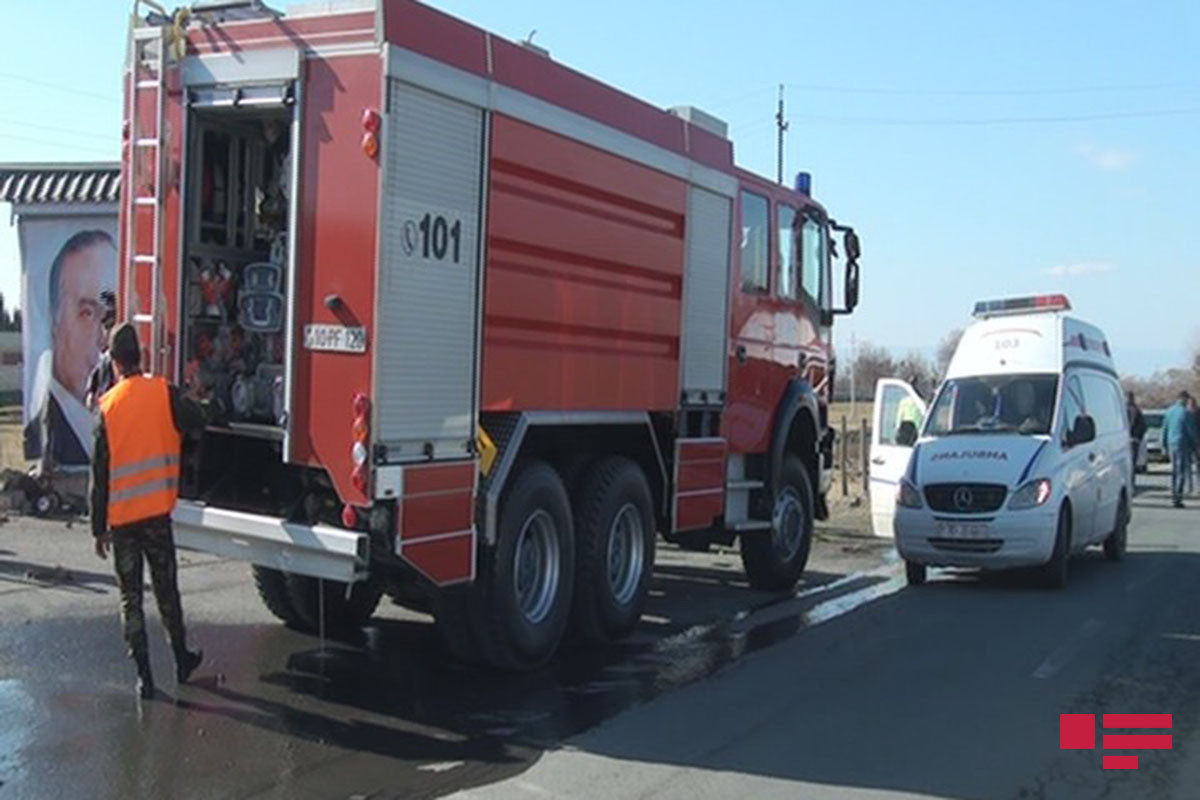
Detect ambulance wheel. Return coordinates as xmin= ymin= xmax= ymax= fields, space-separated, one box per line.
xmin=284 ymin=573 xmax=385 ymax=632
xmin=477 ymin=460 xmax=575 ymax=670
xmin=252 ymin=565 xmax=303 ymax=626
xmin=1103 ymin=496 xmax=1129 ymax=562
xmin=740 ymin=456 xmax=814 ymax=591
xmin=570 ymin=457 xmax=656 ymax=643
xmin=1041 ymin=506 xmax=1071 ymax=590
xmin=905 ymin=561 xmax=927 ymax=586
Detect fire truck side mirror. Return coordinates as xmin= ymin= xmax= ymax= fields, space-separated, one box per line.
xmin=844 ymin=229 xmax=861 ymax=261
xmin=844 ymin=259 xmax=860 ymax=313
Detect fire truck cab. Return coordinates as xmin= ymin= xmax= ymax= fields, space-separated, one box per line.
xmin=120 ymin=0 xmax=862 ymax=669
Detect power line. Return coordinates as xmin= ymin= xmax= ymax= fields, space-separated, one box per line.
xmin=786 ymin=81 xmax=1200 ymax=97
xmin=0 ymin=132 xmax=116 ymax=158
xmin=792 ymin=107 xmax=1200 ymax=126
xmin=0 ymin=70 xmax=120 ymax=105
xmin=0 ymin=117 xmax=119 ymax=143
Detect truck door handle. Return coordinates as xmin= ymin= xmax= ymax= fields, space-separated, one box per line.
xmin=736 ymin=345 xmax=747 ymax=364
xmin=1088 ymin=452 xmax=1097 ymax=463
xmin=871 ymin=457 xmax=885 ymax=466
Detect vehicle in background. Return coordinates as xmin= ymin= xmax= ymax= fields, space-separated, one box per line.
xmin=870 ymin=294 xmax=1131 ymax=589
xmin=1143 ymin=410 xmax=1167 ymax=464
xmin=119 ymin=0 xmax=863 ymax=669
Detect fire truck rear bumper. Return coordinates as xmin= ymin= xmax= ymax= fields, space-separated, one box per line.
xmin=172 ymin=500 xmax=369 ymax=583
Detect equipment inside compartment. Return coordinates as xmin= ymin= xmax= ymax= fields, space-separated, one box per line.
xmin=182 ymin=108 xmax=291 ymax=428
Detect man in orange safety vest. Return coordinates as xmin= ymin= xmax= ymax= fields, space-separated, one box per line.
xmin=91 ymin=323 xmax=207 ymax=699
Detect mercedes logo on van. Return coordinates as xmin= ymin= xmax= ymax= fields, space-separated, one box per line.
xmin=954 ymin=487 xmax=975 ymax=510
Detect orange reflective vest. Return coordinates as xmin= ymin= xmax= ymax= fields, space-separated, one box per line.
xmin=99 ymin=375 xmax=181 ymax=528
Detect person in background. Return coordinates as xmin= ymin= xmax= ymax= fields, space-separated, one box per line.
xmin=85 ymin=290 xmax=118 ymax=410
xmin=92 ymin=323 xmax=207 ymax=699
xmin=1188 ymin=396 xmax=1200 ymax=496
xmin=1127 ymin=392 xmax=1147 ymax=491
xmin=1162 ymin=391 xmax=1197 ymax=508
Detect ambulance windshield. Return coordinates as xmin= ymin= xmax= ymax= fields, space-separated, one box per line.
xmin=926 ymin=374 xmax=1059 ymax=437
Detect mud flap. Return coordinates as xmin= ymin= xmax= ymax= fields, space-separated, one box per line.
xmin=396 ymin=460 xmax=477 ymax=586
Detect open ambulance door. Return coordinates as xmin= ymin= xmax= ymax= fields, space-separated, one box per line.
xmin=869 ymin=378 xmax=926 ymax=537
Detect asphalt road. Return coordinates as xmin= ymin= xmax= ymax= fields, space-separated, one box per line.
xmin=0 ymin=501 xmax=887 ymax=799
xmin=452 ymin=469 xmax=1200 ymax=800
xmin=1 ymin=470 xmax=1195 ymax=799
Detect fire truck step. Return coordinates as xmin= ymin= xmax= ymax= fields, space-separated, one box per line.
xmin=726 ymin=480 xmax=764 ymax=492
xmin=135 ymin=138 xmax=160 ymax=148
xmin=134 ymin=196 xmax=158 ymax=206
xmin=733 ymin=520 xmax=772 ymax=533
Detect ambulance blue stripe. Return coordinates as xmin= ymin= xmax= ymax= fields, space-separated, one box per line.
xmin=1018 ymin=441 xmax=1048 ymax=484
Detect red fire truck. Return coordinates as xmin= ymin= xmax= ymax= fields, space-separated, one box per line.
xmin=120 ymin=0 xmax=862 ymax=669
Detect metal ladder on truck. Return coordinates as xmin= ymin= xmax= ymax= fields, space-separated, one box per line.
xmin=124 ymin=6 xmax=177 ymax=376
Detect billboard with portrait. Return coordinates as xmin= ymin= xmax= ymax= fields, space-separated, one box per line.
xmin=19 ymin=214 xmax=118 ymax=469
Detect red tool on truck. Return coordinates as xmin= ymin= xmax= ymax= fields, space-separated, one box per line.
xmin=120 ymin=0 xmax=863 ymax=669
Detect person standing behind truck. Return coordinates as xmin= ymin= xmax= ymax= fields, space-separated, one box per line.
xmin=91 ymin=323 xmax=207 ymax=699
xmin=1127 ymin=392 xmax=1147 ymax=490
xmin=1161 ymin=392 xmax=1197 ymax=508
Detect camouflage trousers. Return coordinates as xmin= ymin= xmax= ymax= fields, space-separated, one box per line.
xmin=111 ymin=517 xmax=187 ymax=661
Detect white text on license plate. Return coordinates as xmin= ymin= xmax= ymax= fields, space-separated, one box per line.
xmin=304 ymin=324 xmax=367 ymax=353
xmin=936 ymin=521 xmax=989 ymax=539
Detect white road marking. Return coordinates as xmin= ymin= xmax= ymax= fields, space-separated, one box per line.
xmin=417 ymin=761 xmax=465 ymax=773
xmin=1032 ymin=618 xmax=1106 ymax=679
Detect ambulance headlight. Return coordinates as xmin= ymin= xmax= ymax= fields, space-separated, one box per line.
xmin=1009 ymin=478 xmax=1052 ymax=510
xmin=897 ymin=478 xmax=924 ymax=509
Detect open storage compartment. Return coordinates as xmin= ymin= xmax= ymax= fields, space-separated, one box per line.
xmin=181 ymin=104 xmax=292 ymax=437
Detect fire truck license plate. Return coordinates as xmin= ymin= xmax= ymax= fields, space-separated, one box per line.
xmin=304 ymin=324 xmax=366 ymax=353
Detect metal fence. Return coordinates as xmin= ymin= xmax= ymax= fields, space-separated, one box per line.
xmin=832 ymin=416 xmax=873 ymax=500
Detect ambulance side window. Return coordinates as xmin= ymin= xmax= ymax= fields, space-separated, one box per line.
xmin=1061 ymin=375 xmax=1085 ymax=439
xmin=740 ymin=191 xmax=770 ymax=292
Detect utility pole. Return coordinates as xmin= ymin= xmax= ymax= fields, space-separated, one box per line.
xmin=775 ymin=83 xmax=788 ymax=185
xmin=849 ymin=331 xmax=858 ymax=420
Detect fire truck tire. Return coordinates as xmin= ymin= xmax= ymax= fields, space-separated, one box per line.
xmin=740 ymin=455 xmax=814 ymax=591
xmin=570 ymin=457 xmax=655 ymax=643
xmin=252 ymin=566 xmax=304 ymax=626
xmin=477 ymin=460 xmax=575 ymax=670
xmin=284 ymin=573 xmax=385 ymax=633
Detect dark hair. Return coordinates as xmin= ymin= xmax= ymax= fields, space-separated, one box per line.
xmin=1180 ymin=390 xmax=1192 ymax=402
xmin=48 ymin=229 xmax=114 ymax=323
xmin=109 ymin=322 xmax=141 ymax=372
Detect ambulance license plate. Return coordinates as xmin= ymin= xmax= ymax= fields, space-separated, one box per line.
xmin=936 ymin=521 xmax=989 ymax=539
xmin=304 ymin=324 xmax=367 ymax=353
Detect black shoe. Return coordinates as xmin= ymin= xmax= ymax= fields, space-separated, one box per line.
xmin=175 ymin=648 xmax=203 ymax=684
xmin=135 ymin=657 xmax=155 ymax=700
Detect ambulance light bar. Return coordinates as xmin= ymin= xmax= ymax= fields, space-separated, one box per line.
xmin=972 ymin=294 xmax=1071 ymax=318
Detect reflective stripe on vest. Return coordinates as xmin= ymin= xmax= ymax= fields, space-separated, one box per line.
xmin=99 ymin=375 xmax=182 ymax=528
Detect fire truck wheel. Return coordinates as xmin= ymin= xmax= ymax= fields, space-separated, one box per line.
xmin=284 ymin=573 xmax=385 ymax=633
xmin=478 ymin=460 xmax=575 ymax=670
xmin=252 ymin=566 xmax=304 ymax=626
xmin=740 ymin=456 xmax=814 ymax=591
xmin=571 ymin=457 xmax=655 ymax=643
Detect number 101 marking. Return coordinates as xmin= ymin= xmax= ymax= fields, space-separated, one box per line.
xmin=417 ymin=213 xmax=462 ymax=263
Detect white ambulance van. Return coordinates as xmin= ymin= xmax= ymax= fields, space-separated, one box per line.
xmin=869 ymin=294 xmax=1132 ymax=589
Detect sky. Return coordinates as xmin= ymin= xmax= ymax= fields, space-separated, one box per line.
xmin=1 ymin=0 xmax=1197 ymax=376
